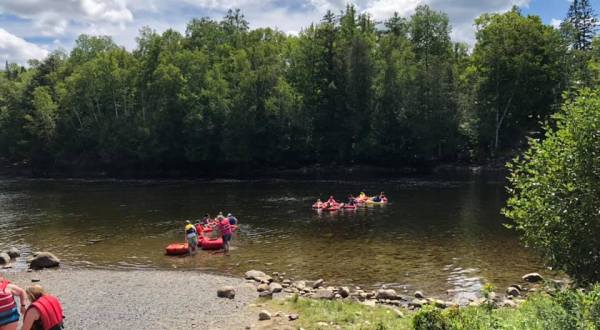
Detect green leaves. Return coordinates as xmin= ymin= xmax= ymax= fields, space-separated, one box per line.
xmin=505 ymin=88 xmax=600 ymax=284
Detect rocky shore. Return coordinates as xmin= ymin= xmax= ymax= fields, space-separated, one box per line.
xmin=3 ymin=269 xmax=259 ymax=330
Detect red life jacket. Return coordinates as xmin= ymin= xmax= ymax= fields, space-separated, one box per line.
xmin=218 ymin=219 xmax=232 ymax=235
xmin=0 ymin=280 xmax=16 ymax=314
xmin=29 ymin=295 xmax=63 ymax=330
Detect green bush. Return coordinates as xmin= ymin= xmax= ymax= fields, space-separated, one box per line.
xmin=412 ymin=306 xmax=448 ymax=330
xmin=504 ymin=88 xmax=600 ymax=284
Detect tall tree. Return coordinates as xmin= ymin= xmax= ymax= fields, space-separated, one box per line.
xmin=565 ymin=0 xmax=598 ymax=51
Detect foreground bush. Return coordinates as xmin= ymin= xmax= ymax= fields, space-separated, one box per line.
xmin=504 ymin=88 xmax=600 ymax=284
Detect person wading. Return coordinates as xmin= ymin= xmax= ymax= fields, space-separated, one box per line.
xmin=184 ymin=220 xmax=198 ymax=256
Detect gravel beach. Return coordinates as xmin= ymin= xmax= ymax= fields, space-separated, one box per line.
xmin=2 ymin=269 xmax=260 ymax=330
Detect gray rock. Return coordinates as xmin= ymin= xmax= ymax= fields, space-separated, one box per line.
xmin=313 ymin=289 xmax=335 ymax=300
xmin=510 ymin=284 xmax=523 ymax=291
xmin=293 ymin=280 xmax=306 ymax=290
xmin=258 ymin=291 xmax=273 ymax=299
xmin=29 ymin=252 xmax=60 ymax=269
xmin=339 ymin=286 xmax=350 ymax=298
xmin=257 ymin=283 xmax=270 ymax=292
xmin=428 ymin=299 xmax=451 ymax=309
xmin=376 ymin=289 xmax=399 ymax=300
xmin=506 ymin=286 xmax=520 ymax=297
xmin=258 ymin=310 xmax=271 ymax=321
xmin=414 ymin=291 xmax=425 ymax=299
xmin=502 ymin=300 xmax=517 ymax=308
xmin=0 ymin=253 xmax=10 ymax=265
xmin=312 ymin=278 xmax=324 ymax=288
xmin=245 ymin=270 xmax=272 ymax=282
xmin=7 ymin=248 xmax=20 ymax=259
xmin=217 ymin=286 xmax=235 ymax=299
xmin=288 ymin=313 xmax=299 ymax=321
xmin=409 ymin=299 xmax=427 ymax=308
xmin=269 ymin=282 xmax=283 ymax=293
xmin=522 ymin=273 xmax=544 ymax=283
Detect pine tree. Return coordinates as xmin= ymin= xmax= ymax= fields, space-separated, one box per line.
xmin=565 ymin=0 xmax=598 ymax=50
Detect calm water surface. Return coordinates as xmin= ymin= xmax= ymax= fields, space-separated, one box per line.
xmin=0 ymin=177 xmax=549 ymax=301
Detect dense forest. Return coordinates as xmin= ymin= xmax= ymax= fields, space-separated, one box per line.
xmin=0 ymin=3 xmax=598 ymax=173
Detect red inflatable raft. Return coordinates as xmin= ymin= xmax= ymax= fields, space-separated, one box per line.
xmin=165 ymin=243 xmax=189 ymax=255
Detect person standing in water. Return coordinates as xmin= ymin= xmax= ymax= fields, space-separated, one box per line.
xmin=0 ymin=276 xmax=26 ymax=330
xmin=217 ymin=216 xmax=233 ymax=254
xmin=21 ymin=285 xmax=64 ymax=330
xmin=184 ymin=220 xmax=198 ymax=256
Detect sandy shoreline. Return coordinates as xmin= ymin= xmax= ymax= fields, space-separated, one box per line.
xmin=2 ymin=268 xmax=259 ymax=330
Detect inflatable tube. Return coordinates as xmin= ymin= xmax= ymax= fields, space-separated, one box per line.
xmin=322 ymin=206 xmax=340 ymax=212
xmin=165 ymin=243 xmax=189 ymax=255
xmin=201 ymin=237 xmax=224 ymax=250
xmin=341 ymin=204 xmax=357 ymax=210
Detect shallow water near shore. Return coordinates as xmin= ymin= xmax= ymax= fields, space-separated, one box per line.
xmin=0 ymin=177 xmax=550 ymax=301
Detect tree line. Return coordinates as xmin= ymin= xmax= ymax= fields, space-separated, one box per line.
xmin=0 ymin=3 xmax=598 ymax=172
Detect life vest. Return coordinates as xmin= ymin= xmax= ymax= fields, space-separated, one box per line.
xmin=195 ymin=224 xmax=203 ymax=233
xmin=0 ymin=280 xmax=16 ymax=315
xmin=218 ymin=219 xmax=232 ymax=235
xmin=28 ymin=295 xmax=63 ymax=330
xmin=185 ymin=224 xmax=196 ymax=235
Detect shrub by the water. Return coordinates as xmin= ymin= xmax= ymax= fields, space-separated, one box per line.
xmin=504 ymin=88 xmax=600 ymax=284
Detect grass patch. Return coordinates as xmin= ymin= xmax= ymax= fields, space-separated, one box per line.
xmin=265 ymin=285 xmax=600 ymax=330
xmin=266 ymin=296 xmax=412 ymax=329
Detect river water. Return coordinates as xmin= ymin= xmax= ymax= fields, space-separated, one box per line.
xmin=0 ymin=177 xmax=548 ymax=300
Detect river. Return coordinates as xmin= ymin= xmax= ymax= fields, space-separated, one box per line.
xmin=0 ymin=177 xmax=548 ymax=301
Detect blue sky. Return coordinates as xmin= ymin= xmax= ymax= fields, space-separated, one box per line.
xmin=0 ymin=0 xmax=597 ymax=64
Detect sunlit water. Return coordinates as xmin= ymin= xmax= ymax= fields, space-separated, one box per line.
xmin=0 ymin=177 xmax=551 ymax=301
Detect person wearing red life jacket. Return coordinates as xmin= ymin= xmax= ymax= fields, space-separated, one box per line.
xmin=21 ymin=285 xmax=64 ymax=330
xmin=217 ymin=215 xmax=233 ymax=254
xmin=0 ymin=276 xmax=26 ymax=330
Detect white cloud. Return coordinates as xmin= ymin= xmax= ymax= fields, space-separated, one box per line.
xmin=0 ymin=0 xmax=133 ymax=37
xmin=551 ymin=18 xmax=562 ymax=29
xmin=0 ymin=0 xmax=541 ymax=60
xmin=0 ymin=28 xmax=49 ymax=64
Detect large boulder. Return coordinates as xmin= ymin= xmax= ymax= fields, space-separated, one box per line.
xmin=7 ymin=248 xmax=20 ymax=259
xmin=522 ymin=273 xmax=544 ymax=283
xmin=0 ymin=253 xmax=10 ymax=265
xmin=29 ymin=252 xmax=60 ymax=269
xmin=217 ymin=286 xmax=236 ymax=299
xmin=376 ymin=289 xmax=399 ymax=300
xmin=313 ymin=289 xmax=335 ymax=300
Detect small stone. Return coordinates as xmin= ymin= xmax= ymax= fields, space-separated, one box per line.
xmin=7 ymin=248 xmax=20 ymax=259
xmin=258 ymin=291 xmax=273 ymax=299
xmin=269 ymin=282 xmax=283 ymax=293
xmin=257 ymin=283 xmax=270 ymax=292
xmin=414 ymin=291 xmax=425 ymax=299
xmin=314 ymin=289 xmax=335 ymax=300
xmin=293 ymin=281 xmax=306 ymax=290
xmin=217 ymin=286 xmax=236 ymax=299
xmin=522 ymin=273 xmax=544 ymax=283
xmin=506 ymin=286 xmax=520 ymax=297
xmin=502 ymin=300 xmax=517 ymax=308
xmin=31 ymin=278 xmax=40 ymax=283
xmin=339 ymin=287 xmax=350 ymax=298
xmin=288 ymin=313 xmax=299 ymax=321
xmin=0 ymin=253 xmax=10 ymax=265
xmin=312 ymin=279 xmax=324 ymax=288
xmin=258 ymin=310 xmax=271 ymax=321
xmin=316 ymin=322 xmax=328 ymax=327
xmin=376 ymin=289 xmax=399 ymax=300
xmin=510 ymin=284 xmax=523 ymax=291
xmin=409 ymin=299 xmax=427 ymax=308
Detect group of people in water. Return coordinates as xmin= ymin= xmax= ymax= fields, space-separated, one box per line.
xmin=313 ymin=191 xmax=388 ymax=210
xmin=184 ymin=212 xmax=238 ymax=255
xmin=0 ymin=277 xmax=63 ymax=330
